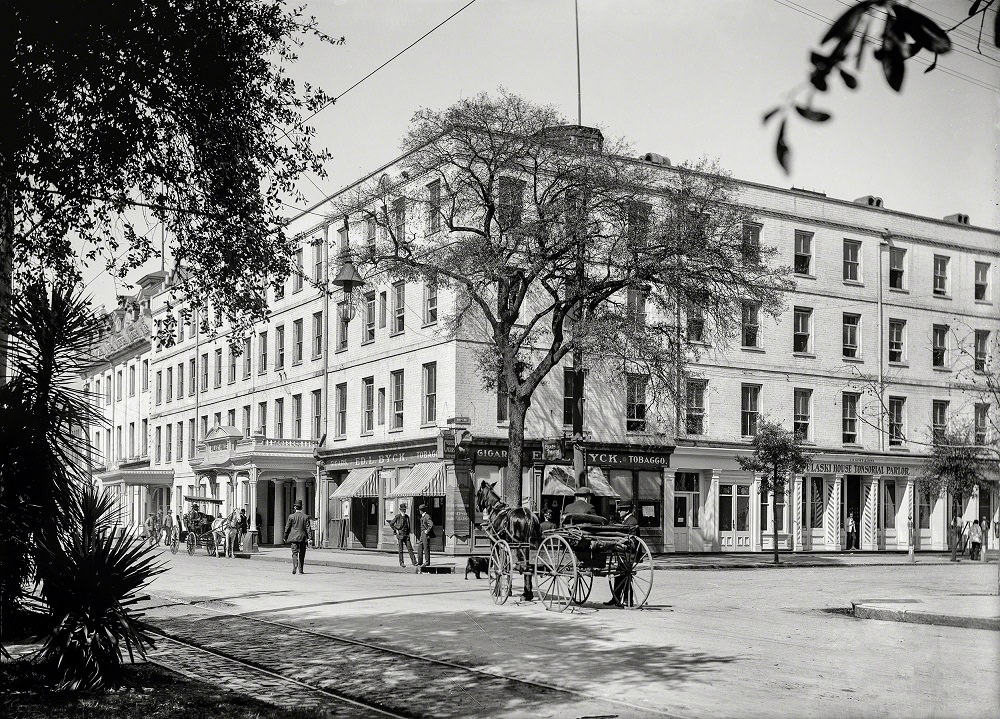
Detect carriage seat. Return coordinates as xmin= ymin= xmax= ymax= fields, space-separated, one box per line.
xmin=561 ymin=512 xmax=609 ymax=527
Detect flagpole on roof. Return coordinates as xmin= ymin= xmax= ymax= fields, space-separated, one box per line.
xmin=575 ymin=0 xmax=582 ymax=125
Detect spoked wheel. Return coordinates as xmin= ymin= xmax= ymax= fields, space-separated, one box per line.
xmin=488 ymin=540 xmax=514 ymax=605
xmin=534 ymin=534 xmax=577 ymax=612
xmin=608 ymin=536 xmax=654 ymax=609
xmin=186 ymin=532 xmax=196 ymax=556
xmin=572 ymin=572 xmax=593 ymax=605
xmin=204 ymin=535 xmax=216 ymax=556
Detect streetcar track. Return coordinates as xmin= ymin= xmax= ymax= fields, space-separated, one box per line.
xmin=150 ymin=633 xmax=410 ymax=718
xmin=145 ymin=590 xmax=687 ymax=719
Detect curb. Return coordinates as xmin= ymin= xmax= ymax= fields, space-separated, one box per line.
xmin=851 ymin=602 xmax=1000 ymax=631
xmin=249 ymin=550 xmax=453 ymax=574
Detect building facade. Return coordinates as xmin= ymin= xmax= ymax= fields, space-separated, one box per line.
xmin=84 ymin=131 xmax=1000 ymax=555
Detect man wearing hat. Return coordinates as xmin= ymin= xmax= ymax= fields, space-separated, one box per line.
xmin=417 ymin=504 xmax=435 ymax=568
xmin=617 ymin=502 xmax=639 ymax=528
xmin=283 ymin=499 xmax=312 ymax=574
xmin=387 ymin=502 xmax=418 ymax=567
xmin=561 ymin=486 xmax=601 ymax=526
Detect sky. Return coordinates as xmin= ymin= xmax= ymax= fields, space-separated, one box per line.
xmin=90 ymin=0 xmax=999 ymax=308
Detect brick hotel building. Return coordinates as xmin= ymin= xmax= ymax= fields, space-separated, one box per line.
xmin=80 ymin=128 xmax=1000 ymax=555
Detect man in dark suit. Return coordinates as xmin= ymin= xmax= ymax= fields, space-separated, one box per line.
xmin=283 ymin=499 xmax=311 ymax=574
xmin=417 ymin=504 xmax=434 ymax=568
xmin=606 ymin=503 xmax=640 ymax=606
xmin=388 ymin=502 xmax=418 ymax=567
xmin=562 ymin=487 xmax=603 ymax=526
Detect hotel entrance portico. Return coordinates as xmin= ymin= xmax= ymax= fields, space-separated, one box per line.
xmin=188 ymin=426 xmax=317 ymax=549
xmin=97 ymin=467 xmax=174 ymax=535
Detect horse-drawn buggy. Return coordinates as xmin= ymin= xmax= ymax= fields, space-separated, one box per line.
xmin=179 ymin=495 xmax=241 ymax=557
xmin=477 ymin=481 xmax=654 ymax=612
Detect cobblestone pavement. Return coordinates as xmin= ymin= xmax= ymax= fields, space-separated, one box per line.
xmin=144 ymin=600 xmax=670 ymax=719
xmin=146 ymin=633 xmax=396 ymax=718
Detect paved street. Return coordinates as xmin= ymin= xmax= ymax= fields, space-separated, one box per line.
xmin=139 ymin=549 xmax=1000 ymax=718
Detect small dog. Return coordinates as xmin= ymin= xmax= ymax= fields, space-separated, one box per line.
xmin=464 ymin=556 xmax=488 ymax=580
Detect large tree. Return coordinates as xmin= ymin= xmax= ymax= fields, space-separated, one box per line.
xmin=338 ymin=92 xmax=791 ymax=501
xmin=737 ymin=420 xmax=812 ymax=565
xmin=2 ymin=1 xmax=341 ymax=374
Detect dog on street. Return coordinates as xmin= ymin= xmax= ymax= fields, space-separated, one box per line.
xmin=464 ymin=556 xmax=488 ymax=579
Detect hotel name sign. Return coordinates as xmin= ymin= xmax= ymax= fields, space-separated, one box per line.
xmin=808 ymin=462 xmax=910 ymax=476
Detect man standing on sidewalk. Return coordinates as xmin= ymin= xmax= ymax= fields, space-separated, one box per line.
xmin=283 ymin=499 xmax=311 ymax=574
xmin=417 ymin=504 xmax=434 ymax=568
xmin=389 ymin=503 xmax=418 ymax=567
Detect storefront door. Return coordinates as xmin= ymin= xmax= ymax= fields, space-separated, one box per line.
xmin=362 ymin=497 xmax=380 ymax=547
xmin=842 ymin=475 xmax=862 ymax=549
xmin=719 ymin=483 xmax=751 ymax=551
xmin=417 ymin=496 xmax=446 ymax=551
xmin=674 ymin=495 xmax=690 ymax=552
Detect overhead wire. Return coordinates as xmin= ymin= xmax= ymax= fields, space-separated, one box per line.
xmin=771 ymin=0 xmax=999 ymax=92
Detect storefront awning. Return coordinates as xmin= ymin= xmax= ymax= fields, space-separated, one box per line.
xmin=183 ymin=494 xmax=223 ymax=505
xmin=587 ymin=468 xmax=620 ymax=497
xmin=388 ymin=462 xmax=446 ymax=498
xmin=98 ymin=469 xmax=174 ymax=487
xmin=542 ymin=466 xmax=575 ymax=496
xmin=330 ymin=468 xmax=379 ymax=499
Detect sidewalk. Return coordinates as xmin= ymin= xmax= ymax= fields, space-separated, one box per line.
xmin=246 ymin=544 xmax=1000 ymax=573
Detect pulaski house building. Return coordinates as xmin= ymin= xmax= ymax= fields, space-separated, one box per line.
xmin=81 ymin=128 xmax=1000 ymax=556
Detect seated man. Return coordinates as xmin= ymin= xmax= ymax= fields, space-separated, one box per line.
xmin=561 ymin=487 xmax=607 ymax=526
xmin=539 ymin=509 xmax=558 ymax=532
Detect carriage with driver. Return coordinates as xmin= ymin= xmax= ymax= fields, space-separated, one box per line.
xmin=476 ymin=481 xmax=654 ymax=612
xmin=178 ymin=495 xmax=241 ymax=557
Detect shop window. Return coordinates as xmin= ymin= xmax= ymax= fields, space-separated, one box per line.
xmin=719 ymin=484 xmax=733 ymax=532
xmin=637 ymin=471 xmax=663 ymax=528
xmin=760 ymin=488 xmax=785 ymax=531
xmin=883 ymin=482 xmax=896 ymax=529
xmin=811 ymin=477 xmax=824 ymax=529
xmin=919 ymin=488 xmax=931 ymax=530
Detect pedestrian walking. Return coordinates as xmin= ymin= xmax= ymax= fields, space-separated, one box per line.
xmin=417 ymin=504 xmax=434 ymax=568
xmin=162 ymin=509 xmax=174 ymax=545
xmin=982 ymin=516 xmax=991 ymax=563
xmin=846 ymin=511 xmax=858 ymax=550
xmin=950 ymin=515 xmax=962 ymax=562
xmin=144 ymin=514 xmax=155 ymax=546
xmin=154 ymin=510 xmax=163 ymax=546
xmin=239 ymin=508 xmax=249 ymax=551
xmin=970 ymin=519 xmax=982 ymax=561
xmin=388 ymin=503 xmax=418 ymax=567
xmin=283 ymin=499 xmax=311 ymax=574
xmin=255 ymin=511 xmax=264 ymax=543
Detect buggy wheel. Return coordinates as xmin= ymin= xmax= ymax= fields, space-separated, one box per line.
xmin=204 ymin=535 xmax=216 ymax=556
xmin=608 ymin=536 xmax=654 ymax=609
xmin=186 ymin=532 xmax=196 ymax=555
xmin=572 ymin=572 xmax=593 ymax=605
xmin=534 ymin=535 xmax=577 ymax=612
xmin=488 ymin=540 xmax=514 ymax=605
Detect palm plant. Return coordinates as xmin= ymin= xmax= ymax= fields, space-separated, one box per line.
xmin=34 ymin=484 xmax=165 ymax=690
xmin=1 ymin=280 xmax=102 ymax=648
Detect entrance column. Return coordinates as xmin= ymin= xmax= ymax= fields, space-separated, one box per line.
xmin=295 ymin=478 xmax=307 ymax=509
xmin=900 ymin=477 xmax=914 ymax=550
xmin=662 ymin=469 xmax=675 ymax=553
xmin=862 ymin=476 xmax=878 ymax=550
xmin=707 ymin=470 xmax=720 ymax=552
xmin=318 ymin=470 xmax=328 ymax=548
xmin=273 ymin=479 xmax=287 ymax=544
xmin=792 ymin=474 xmax=803 ymax=552
xmin=750 ymin=475 xmax=761 ymax=553
xmin=247 ymin=468 xmax=259 ymax=552
xmin=826 ymin=474 xmax=843 ymax=550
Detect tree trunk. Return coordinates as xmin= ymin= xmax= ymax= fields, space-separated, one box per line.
xmin=0 ymin=171 xmax=14 ymax=385
xmin=772 ymin=468 xmax=780 ymax=565
xmin=504 ymin=397 xmax=530 ymax=506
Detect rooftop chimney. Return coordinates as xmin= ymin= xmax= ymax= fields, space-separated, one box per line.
xmin=853 ymin=195 xmax=884 ymax=208
xmin=641 ymin=152 xmax=671 ymax=166
xmin=943 ymin=213 xmax=970 ymax=225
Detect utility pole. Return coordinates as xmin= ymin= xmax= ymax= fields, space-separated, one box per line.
xmin=572 ymin=189 xmax=586 ymax=490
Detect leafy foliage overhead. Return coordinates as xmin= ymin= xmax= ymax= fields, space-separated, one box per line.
xmin=764 ymin=0 xmax=996 ymax=172
xmin=5 ymin=1 xmax=341 ymax=340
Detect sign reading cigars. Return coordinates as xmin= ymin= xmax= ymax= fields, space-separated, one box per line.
xmin=807 ymin=462 xmax=910 ymax=476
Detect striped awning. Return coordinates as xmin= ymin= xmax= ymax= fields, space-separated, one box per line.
xmin=330 ymin=468 xmax=379 ymax=499
xmin=587 ymin=467 xmax=620 ymax=498
xmin=387 ymin=462 xmax=446 ymax=498
xmin=542 ymin=466 xmax=575 ymax=496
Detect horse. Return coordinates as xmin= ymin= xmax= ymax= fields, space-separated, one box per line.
xmin=476 ymin=480 xmax=542 ymax=600
xmin=223 ymin=507 xmax=242 ymax=557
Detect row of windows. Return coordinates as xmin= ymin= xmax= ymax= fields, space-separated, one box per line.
xmin=683 ymin=382 xmax=992 ymax=447
xmin=91 ymin=419 xmax=150 ymax=466
xmin=737 ymin=303 xmax=992 ymax=369
xmin=790 ymin=233 xmax=992 ymax=301
xmin=152 ymin=390 xmax=323 ymax=465
xmin=334 ymin=363 xmax=438 ymax=438
xmin=87 ymin=360 xmax=150 ymax=406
